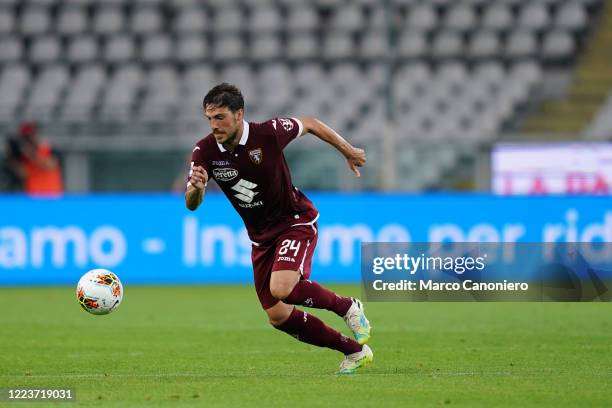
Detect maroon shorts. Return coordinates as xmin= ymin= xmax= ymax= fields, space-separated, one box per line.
xmin=251 ymin=222 xmax=318 ymax=310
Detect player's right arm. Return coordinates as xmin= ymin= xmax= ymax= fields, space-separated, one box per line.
xmin=185 ymin=165 xmax=208 ymax=211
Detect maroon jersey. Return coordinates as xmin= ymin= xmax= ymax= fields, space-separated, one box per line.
xmin=189 ymin=118 xmax=319 ymax=244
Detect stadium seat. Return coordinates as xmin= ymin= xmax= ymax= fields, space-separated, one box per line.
xmin=329 ymin=5 xmax=364 ymax=32
xmin=431 ymin=31 xmax=463 ymax=59
xmin=61 ymin=65 xmax=106 ymax=122
xmin=505 ymin=30 xmax=537 ymax=59
xmin=555 ymin=2 xmax=588 ymax=32
xmin=104 ymin=35 xmax=135 ymax=63
xmin=140 ymin=65 xmax=179 ymax=121
xmin=0 ymin=7 xmax=14 ymax=35
xmin=542 ymin=30 xmax=576 ymax=62
xmin=359 ymin=31 xmax=389 ymax=59
xmin=250 ymin=34 xmax=282 ymax=61
xmin=257 ymin=63 xmax=292 ymax=114
xmin=287 ymin=33 xmax=318 ymax=60
xmin=100 ymin=64 xmax=143 ymax=122
xmin=141 ymin=34 xmax=172 ymax=63
xmin=173 ymin=7 xmax=208 ymax=34
xmin=286 ymin=5 xmax=318 ymax=32
xmin=482 ymin=3 xmax=513 ymax=33
xmin=93 ymin=6 xmax=124 ymax=35
xmin=510 ymin=61 xmax=541 ymax=86
xmin=444 ymin=4 xmax=477 ymax=33
xmin=398 ymin=30 xmax=427 ymax=59
xmin=23 ymin=65 xmax=69 ymax=121
xmin=212 ymin=8 xmax=244 ymax=33
xmin=20 ymin=6 xmax=51 ymax=35
xmin=0 ymin=37 xmax=22 ymax=63
xmin=212 ymin=34 xmax=244 ymax=61
xmin=176 ymin=35 xmax=207 ymax=63
xmin=218 ymin=64 xmax=256 ymax=101
xmin=66 ymin=36 xmax=99 ymax=64
xmin=0 ymin=64 xmax=30 ymax=120
xmin=474 ymin=62 xmax=505 ymax=86
xmin=249 ymin=7 xmax=282 ymax=33
xmin=368 ymin=7 xmax=386 ymax=30
xmin=29 ymin=36 xmax=61 ymax=64
xmin=322 ymin=33 xmax=354 ymax=59
xmin=130 ymin=7 xmax=163 ymax=35
xmin=517 ymin=3 xmax=550 ymax=32
xmin=57 ymin=6 xmax=88 ymax=36
xmin=405 ymin=4 xmax=437 ymax=32
xmin=438 ymin=63 xmax=468 ymax=88
xmin=468 ymin=31 xmax=502 ymax=60
xmin=294 ymin=63 xmax=325 ymax=94
xmin=184 ymin=65 xmax=216 ymax=90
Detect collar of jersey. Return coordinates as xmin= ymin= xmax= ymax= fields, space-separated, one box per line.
xmin=217 ymin=120 xmax=249 ymax=152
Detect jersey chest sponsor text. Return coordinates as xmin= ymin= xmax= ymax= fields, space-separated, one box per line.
xmin=212 ymin=167 xmax=238 ymax=182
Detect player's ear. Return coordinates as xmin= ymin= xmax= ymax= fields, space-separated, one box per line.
xmin=235 ymin=108 xmax=244 ymax=122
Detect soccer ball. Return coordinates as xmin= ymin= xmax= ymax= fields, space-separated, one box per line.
xmin=76 ymin=269 xmax=123 ymax=315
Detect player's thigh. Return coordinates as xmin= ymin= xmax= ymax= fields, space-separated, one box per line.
xmin=265 ymin=301 xmax=294 ymax=326
xmin=270 ymin=225 xmax=318 ymax=297
xmin=251 ymin=243 xmax=279 ymax=310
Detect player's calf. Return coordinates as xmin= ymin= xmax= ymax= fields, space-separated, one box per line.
xmin=283 ymin=278 xmax=353 ymax=317
xmin=272 ymin=306 xmax=363 ymax=357
xmin=265 ymin=301 xmax=294 ymax=326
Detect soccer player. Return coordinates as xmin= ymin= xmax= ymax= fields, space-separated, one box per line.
xmin=185 ymin=83 xmax=372 ymax=374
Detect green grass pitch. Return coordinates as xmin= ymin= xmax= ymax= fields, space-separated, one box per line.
xmin=1 ymin=285 xmax=611 ymax=407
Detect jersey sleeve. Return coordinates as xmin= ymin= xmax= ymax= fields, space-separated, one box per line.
xmin=268 ymin=117 xmax=304 ymax=150
xmin=187 ymin=143 xmax=210 ymax=185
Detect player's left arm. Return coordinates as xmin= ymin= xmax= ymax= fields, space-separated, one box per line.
xmin=297 ymin=117 xmax=366 ymax=177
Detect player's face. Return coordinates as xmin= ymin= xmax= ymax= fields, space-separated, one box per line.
xmin=204 ymin=105 xmax=244 ymax=145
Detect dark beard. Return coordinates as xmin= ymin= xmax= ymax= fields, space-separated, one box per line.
xmin=222 ymin=129 xmax=239 ymax=151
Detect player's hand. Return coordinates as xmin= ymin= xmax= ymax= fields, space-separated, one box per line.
xmin=190 ymin=166 xmax=208 ymax=191
xmin=345 ymin=146 xmax=366 ymax=178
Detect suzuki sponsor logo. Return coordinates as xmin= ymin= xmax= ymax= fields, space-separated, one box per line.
xmin=231 ymin=179 xmax=258 ymax=203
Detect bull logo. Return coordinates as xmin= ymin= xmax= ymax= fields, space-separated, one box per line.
xmin=249 ymin=148 xmax=263 ymax=164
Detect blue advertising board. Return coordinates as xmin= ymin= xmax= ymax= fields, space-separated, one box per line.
xmin=0 ymin=193 xmax=610 ymax=285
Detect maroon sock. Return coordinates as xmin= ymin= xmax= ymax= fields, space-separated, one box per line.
xmin=283 ymin=279 xmax=353 ymax=317
xmin=274 ymin=307 xmax=362 ymax=355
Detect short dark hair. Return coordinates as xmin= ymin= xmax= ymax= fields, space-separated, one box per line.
xmin=203 ymin=83 xmax=244 ymax=112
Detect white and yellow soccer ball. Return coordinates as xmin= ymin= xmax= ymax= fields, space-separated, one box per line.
xmin=76 ymin=269 xmax=123 ymax=315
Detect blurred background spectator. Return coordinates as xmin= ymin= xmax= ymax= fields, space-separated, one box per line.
xmin=1 ymin=122 xmax=63 ymax=195
xmin=1 ymin=130 xmax=26 ymax=191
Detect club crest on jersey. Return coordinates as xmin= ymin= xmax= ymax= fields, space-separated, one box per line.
xmin=279 ymin=118 xmax=294 ymax=131
xmin=249 ymin=148 xmax=263 ymax=164
xmin=213 ymin=167 xmax=238 ymax=182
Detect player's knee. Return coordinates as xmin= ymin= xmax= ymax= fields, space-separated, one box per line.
xmin=269 ymin=281 xmax=294 ymax=300
xmin=266 ymin=303 xmax=293 ymax=326
xmin=270 ymin=270 xmax=299 ymax=300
